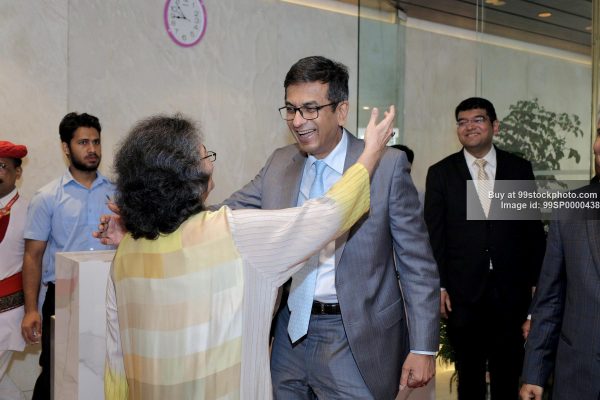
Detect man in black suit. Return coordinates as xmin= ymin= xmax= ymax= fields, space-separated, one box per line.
xmin=424 ymin=97 xmax=545 ymax=400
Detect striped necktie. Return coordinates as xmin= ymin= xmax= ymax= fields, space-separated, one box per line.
xmin=475 ymin=159 xmax=491 ymax=217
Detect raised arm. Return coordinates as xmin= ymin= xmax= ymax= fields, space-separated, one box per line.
xmin=231 ymin=106 xmax=395 ymax=285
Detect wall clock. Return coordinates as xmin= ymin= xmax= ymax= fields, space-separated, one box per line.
xmin=164 ymin=0 xmax=207 ymax=47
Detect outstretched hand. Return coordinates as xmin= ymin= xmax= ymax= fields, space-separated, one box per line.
xmin=358 ymin=105 xmax=396 ymax=175
xmin=92 ymin=201 xmax=126 ymax=246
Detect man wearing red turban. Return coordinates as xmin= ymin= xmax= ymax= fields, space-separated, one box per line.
xmin=0 ymin=140 xmax=28 ymax=399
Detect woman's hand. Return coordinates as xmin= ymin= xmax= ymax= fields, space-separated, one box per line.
xmin=357 ymin=105 xmax=396 ymax=176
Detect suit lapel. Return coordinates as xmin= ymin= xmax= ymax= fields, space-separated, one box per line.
xmin=494 ymin=147 xmax=507 ymax=180
xmin=335 ymin=132 xmax=363 ymax=265
xmin=453 ymin=150 xmax=472 ymax=182
xmin=586 ymin=219 xmax=600 ymax=277
xmin=451 ymin=151 xmax=485 ymax=218
xmin=343 ymin=131 xmax=363 ymax=171
xmin=280 ymin=149 xmax=307 ymax=208
xmin=488 ymin=146 xmax=505 ymax=218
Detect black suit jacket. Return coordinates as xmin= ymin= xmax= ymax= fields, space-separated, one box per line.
xmin=424 ymin=147 xmax=545 ymax=321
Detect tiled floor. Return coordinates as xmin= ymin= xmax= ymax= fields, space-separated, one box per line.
xmin=435 ymin=362 xmax=458 ymax=400
xmin=6 ymin=344 xmax=40 ymax=400
xmin=9 ymin=349 xmax=460 ymax=400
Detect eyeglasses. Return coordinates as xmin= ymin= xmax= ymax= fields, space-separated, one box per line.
xmin=201 ymin=151 xmax=216 ymax=162
xmin=456 ymin=116 xmax=489 ymax=128
xmin=278 ymin=102 xmax=338 ymax=121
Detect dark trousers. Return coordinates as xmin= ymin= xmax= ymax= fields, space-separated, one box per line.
xmin=448 ymin=277 xmax=525 ymax=400
xmin=32 ymin=283 xmax=54 ymax=400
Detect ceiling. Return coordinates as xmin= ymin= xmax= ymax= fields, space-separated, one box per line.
xmin=388 ymin=0 xmax=592 ymax=54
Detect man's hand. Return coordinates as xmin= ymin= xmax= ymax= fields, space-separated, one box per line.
xmin=440 ymin=290 xmax=452 ymax=319
xmin=21 ymin=310 xmax=42 ymax=344
xmin=520 ymin=384 xmax=543 ymax=399
xmin=400 ymin=353 xmax=435 ymax=390
xmin=521 ymin=319 xmax=531 ymax=339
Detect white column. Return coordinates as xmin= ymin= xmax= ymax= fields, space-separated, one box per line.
xmin=54 ymin=251 xmax=115 ymax=400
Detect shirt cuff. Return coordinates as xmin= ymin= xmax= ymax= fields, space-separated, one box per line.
xmin=410 ymin=350 xmax=437 ymax=356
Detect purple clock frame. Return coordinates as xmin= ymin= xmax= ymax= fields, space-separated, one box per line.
xmin=163 ymin=0 xmax=207 ymax=47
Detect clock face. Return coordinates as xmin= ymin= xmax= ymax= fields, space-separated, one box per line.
xmin=164 ymin=0 xmax=206 ymax=47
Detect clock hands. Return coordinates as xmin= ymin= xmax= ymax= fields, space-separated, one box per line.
xmin=174 ymin=0 xmax=191 ymax=22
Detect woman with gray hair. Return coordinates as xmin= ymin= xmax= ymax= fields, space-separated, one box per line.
xmin=103 ymin=107 xmax=394 ymax=400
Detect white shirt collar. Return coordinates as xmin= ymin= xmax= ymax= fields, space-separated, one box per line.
xmin=463 ymin=145 xmax=496 ymax=169
xmin=306 ymin=128 xmax=348 ymax=174
xmin=0 ymin=188 xmax=18 ymax=208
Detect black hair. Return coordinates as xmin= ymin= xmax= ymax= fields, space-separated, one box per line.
xmin=59 ymin=112 xmax=102 ymax=143
xmin=455 ymin=97 xmax=497 ymax=123
xmin=284 ymin=56 xmax=349 ymax=107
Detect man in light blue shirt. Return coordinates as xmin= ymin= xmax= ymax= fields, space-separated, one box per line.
xmin=21 ymin=112 xmax=115 ymax=400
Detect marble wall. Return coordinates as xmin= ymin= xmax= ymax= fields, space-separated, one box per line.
xmin=1 ymin=1 xmax=359 ymax=397
xmin=0 ymin=1 xmax=593 ymax=398
xmin=0 ymin=0 xmax=359 ymax=203
xmin=402 ymin=19 xmax=591 ymax=191
xmin=1 ymin=2 xmax=590 ymax=198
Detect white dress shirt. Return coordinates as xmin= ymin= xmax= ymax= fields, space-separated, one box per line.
xmin=464 ymin=146 xmax=496 ymax=270
xmin=297 ymin=130 xmax=348 ymax=303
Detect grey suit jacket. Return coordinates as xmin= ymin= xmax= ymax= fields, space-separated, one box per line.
xmin=522 ymin=188 xmax=600 ymax=398
xmin=223 ymin=132 xmax=440 ymax=400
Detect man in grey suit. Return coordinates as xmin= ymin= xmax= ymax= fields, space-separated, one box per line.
xmin=520 ymin=189 xmax=600 ymax=399
xmin=222 ymin=56 xmax=440 ymax=399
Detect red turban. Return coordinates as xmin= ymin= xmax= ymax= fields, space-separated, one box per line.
xmin=0 ymin=141 xmax=27 ymax=159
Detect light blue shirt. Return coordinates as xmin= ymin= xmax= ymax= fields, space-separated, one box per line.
xmin=24 ymin=170 xmax=116 ymax=284
xmin=297 ymin=129 xmax=347 ymax=303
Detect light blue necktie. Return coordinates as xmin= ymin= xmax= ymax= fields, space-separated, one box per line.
xmin=287 ymin=160 xmax=327 ymax=343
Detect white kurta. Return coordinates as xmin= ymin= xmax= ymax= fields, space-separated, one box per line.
xmin=0 ymin=189 xmax=27 ymax=352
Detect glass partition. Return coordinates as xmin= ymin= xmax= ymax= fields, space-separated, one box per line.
xmin=477 ymin=0 xmax=593 ymax=182
xmin=356 ymin=1 xmax=406 ymax=145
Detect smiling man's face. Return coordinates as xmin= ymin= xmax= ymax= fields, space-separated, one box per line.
xmin=456 ymin=108 xmax=499 ymax=158
xmin=285 ymin=81 xmax=348 ymax=160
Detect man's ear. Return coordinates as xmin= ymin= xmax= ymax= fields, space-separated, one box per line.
xmin=336 ymin=101 xmax=349 ymax=126
xmin=62 ymin=141 xmax=70 ymax=158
